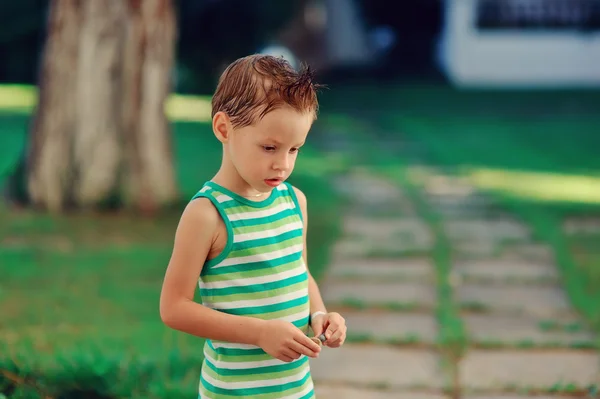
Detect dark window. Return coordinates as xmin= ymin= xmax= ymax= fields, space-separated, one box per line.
xmin=476 ymin=0 xmax=600 ymax=31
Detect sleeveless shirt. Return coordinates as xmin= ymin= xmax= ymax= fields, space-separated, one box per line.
xmin=192 ymin=181 xmax=316 ymax=399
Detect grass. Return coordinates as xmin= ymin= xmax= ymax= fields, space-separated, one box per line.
xmin=345 ymin=333 xmax=428 ymax=347
xmin=4 ymin=81 xmax=600 ymax=395
xmin=0 ymin=87 xmax=344 ymax=398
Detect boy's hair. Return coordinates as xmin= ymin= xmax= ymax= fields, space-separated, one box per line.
xmin=211 ymin=54 xmax=321 ymax=129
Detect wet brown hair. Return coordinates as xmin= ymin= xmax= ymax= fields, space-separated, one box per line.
xmin=211 ymin=54 xmax=321 ymax=129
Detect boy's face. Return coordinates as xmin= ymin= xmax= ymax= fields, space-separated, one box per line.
xmin=227 ymin=106 xmax=313 ymax=193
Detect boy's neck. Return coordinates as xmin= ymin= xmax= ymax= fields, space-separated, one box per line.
xmin=211 ymin=165 xmax=271 ymax=200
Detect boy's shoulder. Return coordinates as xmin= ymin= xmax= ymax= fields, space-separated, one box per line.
xmin=171 ymin=196 xmax=222 ymax=256
xmin=180 ymin=195 xmax=221 ymax=230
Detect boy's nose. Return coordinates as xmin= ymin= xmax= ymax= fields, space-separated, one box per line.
xmin=274 ymin=155 xmax=290 ymax=170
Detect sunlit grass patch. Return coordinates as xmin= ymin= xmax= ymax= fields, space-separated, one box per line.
xmin=466 ymin=167 xmax=600 ymax=206
xmin=165 ymin=94 xmax=212 ymax=122
xmin=0 ymin=84 xmax=213 ymax=123
xmin=0 ymin=84 xmax=37 ymax=113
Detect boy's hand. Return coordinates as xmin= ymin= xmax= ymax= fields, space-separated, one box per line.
xmin=257 ymin=319 xmax=321 ymax=362
xmin=311 ymin=312 xmax=346 ymax=348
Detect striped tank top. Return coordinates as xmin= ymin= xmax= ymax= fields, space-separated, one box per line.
xmin=192 ymin=181 xmax=315 ymax=399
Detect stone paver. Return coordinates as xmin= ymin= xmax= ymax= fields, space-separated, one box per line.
xmin=310 ymin=345 xmax=444 ymax=389
xmin=453 ymin=259 xmax=559 ymax=283
xmin=333 ymin=172 xmax=414 ymax=215
xmin=454 ymin=239 xmax=498 ymax=258
xmin=322 ymin=280 xmax=436 ymax=309
xmin=458 ymin=283 xmax=573 ymax=317
xmin=341 ymin=310 xmax=437 ymax=344
xmin=343 ymin=217 xmax=431 ymax=239
xmin=314 ymin=385 xmax=448 ymax=399
xmin=425 ymin=191 xmax=507 ymax=219
xmin=428 ymin=198 xmax=492 ymax=219
xmin=460 ymin=349 xmax=600 ymax=389
xmin=327 ymin=257 xmax=435 ymax=282
xmin=333 ymin=237 xmax=430 ymax=257
xmin=333 ymin=170 xmax=404 ymax=201
xmin=423 ymin=173 xmax=477 ymax=196
xmin=563 ymin=217 xmax=600 ymax=235
xmin=463 ymin=313 xmax=596 ymax=347
xmin=345 ymin=203 xmax=414 ymax=219
xmin=499 ymin=243 xmax=555 ymax=263
xmin=444 ymin=219 xmax=530 ymax=242
xmin=335 ymin=217 xmax=434 ymax=255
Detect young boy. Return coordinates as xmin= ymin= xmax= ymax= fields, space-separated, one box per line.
xmin=159 ymin=54 xmax=347 ymax=398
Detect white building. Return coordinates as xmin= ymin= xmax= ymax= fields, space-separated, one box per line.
xmin=438 ymin=0 xmax=600 ymax=88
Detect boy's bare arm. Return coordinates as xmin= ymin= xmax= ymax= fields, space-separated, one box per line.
xmin=159 ymin=198 xmax=266 ymax=345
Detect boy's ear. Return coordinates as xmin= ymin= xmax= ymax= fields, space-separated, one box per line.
xmin=213 ymin=111 xmax=231 ymax=143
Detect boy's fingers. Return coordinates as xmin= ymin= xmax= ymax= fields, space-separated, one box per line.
xmin=324 ymin=328 xmax=333 ymax=340
xmin=327 ymin=340 xmax=344 ymax=348
xmin=325 ymin=315 xmax=345 ymax=337
xmin=311 ymin=320 xmax=324 ymax=336
xmin=325 ymin=323 xmax=339 ymax=339
xmin=312 ymin=315 xmax=328 ymax=336
xmin=325 ymin=325 xmax=347 ymax=345
xmin=295 ymin=334 xmax=321 ymax=354
xmin=325 ymin=329 xmax=341 ymax=344
xmin=280 ymin=349 xmax=299 ymax=362
xmin=289 ymin=341 xmax=315 ymax=358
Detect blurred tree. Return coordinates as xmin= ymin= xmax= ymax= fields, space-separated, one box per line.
xmin=7 ymin=0 xmax=178 ymax=214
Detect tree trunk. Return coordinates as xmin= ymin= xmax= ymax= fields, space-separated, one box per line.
xmin=122 ymin=0 xmax=178 ymax=213
xmin=10 ymin=0 xmax=178 ymax=214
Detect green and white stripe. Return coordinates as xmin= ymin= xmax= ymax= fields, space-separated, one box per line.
xmin=192 ymin=181 xmax=315 ymax=399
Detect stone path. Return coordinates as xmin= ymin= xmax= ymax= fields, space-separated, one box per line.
xmin=309 ymin=165 xmax=599 ymax=398
xmin=424 ymin=170 xmax=600 ymax=395
xmin=310 ymin=169 xmax=448 ymax=397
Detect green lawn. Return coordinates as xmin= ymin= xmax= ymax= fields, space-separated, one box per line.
xmin=3 ymin=82 xmax=600 ymax=397
xmin=0 ymin=90 xmax=344 ymax=398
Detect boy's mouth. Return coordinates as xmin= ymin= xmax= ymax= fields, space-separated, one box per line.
xmin=264 ymin=178 xmax=282 ymax=187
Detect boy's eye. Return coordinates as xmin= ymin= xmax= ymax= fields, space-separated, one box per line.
xmin=290 ymin=148 xmax=299 ymax=154
xmin=262 ymin=145 xmax=276 ymax=152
